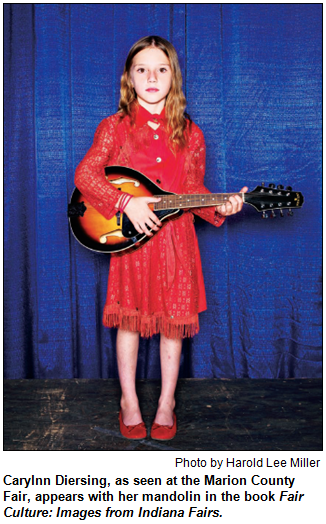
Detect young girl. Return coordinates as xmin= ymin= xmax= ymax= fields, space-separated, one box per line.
xmin=75 ymin=36 xmax=247 ymax=441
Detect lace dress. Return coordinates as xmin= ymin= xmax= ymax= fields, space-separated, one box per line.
xmin=75 ymin=105 xmax=225 ymax=338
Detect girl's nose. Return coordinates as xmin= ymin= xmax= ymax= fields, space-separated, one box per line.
xmin=148 ymin=70 xmax=157 ymax=82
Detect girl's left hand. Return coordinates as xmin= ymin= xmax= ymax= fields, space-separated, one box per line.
xmin=218 ymin=186 xmax=248 ymax=216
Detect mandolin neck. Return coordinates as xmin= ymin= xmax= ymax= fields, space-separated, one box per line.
xmin=153 ymin=192 xmax=244 ymax=211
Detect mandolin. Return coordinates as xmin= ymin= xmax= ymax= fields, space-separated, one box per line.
xmin=68 ymin=165 xmax=304 ymax=253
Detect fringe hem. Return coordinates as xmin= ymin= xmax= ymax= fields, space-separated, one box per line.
xmin=103 ymin=306 xmax=199 ymax=339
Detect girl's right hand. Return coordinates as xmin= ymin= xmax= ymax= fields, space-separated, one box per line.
xmin=124 ymin=196 xmax=162 ymax=237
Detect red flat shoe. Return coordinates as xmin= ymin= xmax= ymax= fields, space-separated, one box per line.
xmin=119 ymin=410 xmax=147 ymax=440
xmin=150 ymin=412 xmax=177 ymax=441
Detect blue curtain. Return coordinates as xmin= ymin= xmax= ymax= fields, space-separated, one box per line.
xmin=4 ymin=4 xmax=322 ymax=379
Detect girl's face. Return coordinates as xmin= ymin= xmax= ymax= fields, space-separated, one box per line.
xmin=130 ymin=47 xmax=172 ymax=114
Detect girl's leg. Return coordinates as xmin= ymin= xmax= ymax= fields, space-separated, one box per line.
xmin=154 ymin=335 xmax=182 ymax=426
xmin=116 ymin=328 xmax=142 ymax=425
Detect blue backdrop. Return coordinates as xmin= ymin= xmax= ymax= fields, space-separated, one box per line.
xmin=4 ymin=4 xmax=322 ymax=379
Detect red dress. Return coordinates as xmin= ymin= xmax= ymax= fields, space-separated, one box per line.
xmin=75 ymin=104 xmax=225 ymax=338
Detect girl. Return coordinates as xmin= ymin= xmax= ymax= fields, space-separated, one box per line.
xmin=75 ymin=36 xmax=247 ymax=441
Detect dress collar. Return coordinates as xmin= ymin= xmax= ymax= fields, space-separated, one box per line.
xmin=134 ymin=103 xmax=167 ymax=127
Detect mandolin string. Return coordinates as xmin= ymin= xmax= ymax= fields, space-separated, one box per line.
xmin=153 ymin=193 xmax=243 ymax=210
xmin=152 ymin=192 xmax=296 ymax=210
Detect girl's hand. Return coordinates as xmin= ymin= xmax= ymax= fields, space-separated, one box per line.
xmin=218 ymin=187 xmax=248 ymax=216
xmin=124 ymin=196 xmax=162 ymax=237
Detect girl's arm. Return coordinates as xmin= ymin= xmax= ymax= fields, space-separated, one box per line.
xmin=75 ymin=117 xmax=162 ymax=236
xmin=184 ymin=126 xmax=246 ymax=224
xmin=184 ymin=126 xmax=225 ymax=227
xmin=74 ymin=117 xmax=125 ymax=220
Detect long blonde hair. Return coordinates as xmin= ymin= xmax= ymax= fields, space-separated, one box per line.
xmin=119 ymin=36 xmax=190 ymax=150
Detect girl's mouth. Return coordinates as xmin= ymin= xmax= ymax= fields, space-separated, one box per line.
xmin=146 ymin=88 xmax=159 ymax=92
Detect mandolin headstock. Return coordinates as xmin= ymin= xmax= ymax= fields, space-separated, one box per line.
xmin=244 ymin=183 xmax=304 ymax=218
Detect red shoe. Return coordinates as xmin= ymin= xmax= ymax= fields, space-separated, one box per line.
xmin=119 ymin=410 xmax=147 ymax=440
xmin=150 ymin=412 xmax=177 ymax=441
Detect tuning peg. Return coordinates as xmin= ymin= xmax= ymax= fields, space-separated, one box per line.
xmin=261 ymin=182 xmax=265 ymax=187
xmin=277 ymin=184 xmax=284 ymax=190
xmin=286 ymin=186 xmax=292 ymax=191
xmin=279 ymin=209 xmax=284 ymax=217
xmin=287 ymin=209 xmax=293 ymax=216
xmin=270 ymin=210 xmax=276 ymax=218
xmin=269 ymin=183 xmax=275 ymax=188
xmin=262 ymin=211 xmax=268 ymax=219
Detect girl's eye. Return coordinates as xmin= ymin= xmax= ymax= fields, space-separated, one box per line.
xmin=159 ymin=68 xmax=168 ymax=73
xmin=137 ymin=68 xmax=146 ymax=73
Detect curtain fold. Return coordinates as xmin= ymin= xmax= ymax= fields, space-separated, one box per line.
xmin=4 ymin=4 xmax=322 ymax=379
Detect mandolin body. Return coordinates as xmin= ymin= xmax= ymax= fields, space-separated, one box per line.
xmin=69 ymin=166 xmax=182 ymax=253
